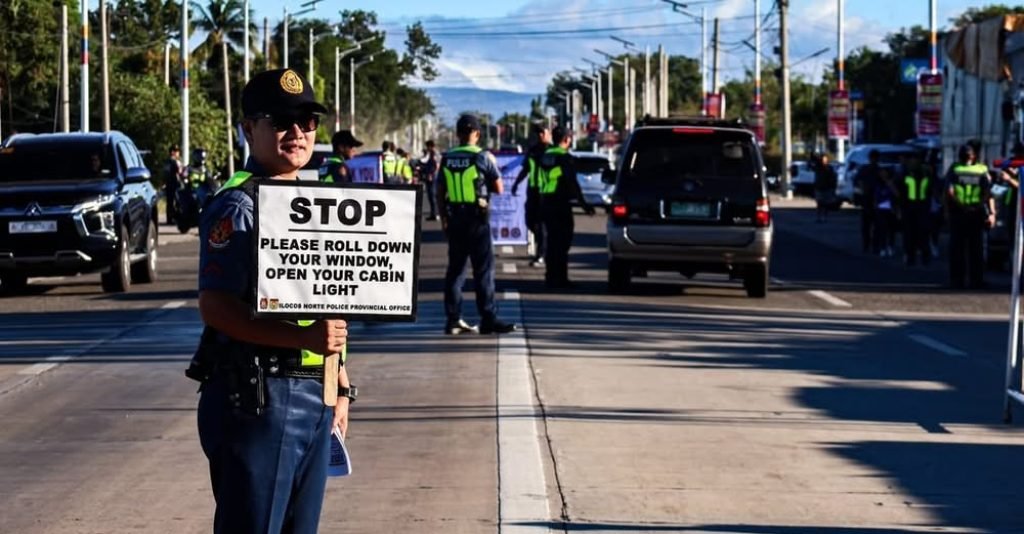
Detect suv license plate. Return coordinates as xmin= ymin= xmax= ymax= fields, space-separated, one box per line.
xmin=9 ymin=220 xmax=57 ymax=234
xmin=668 ymin=201 xmax=713 ymax=219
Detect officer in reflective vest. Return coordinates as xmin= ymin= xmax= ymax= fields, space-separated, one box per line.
xmin=190 ymin=68 xmax=354 ymax=534
xmin=437 ymin=114 xmax=516 ymax=335
xmin=319 ymin=129 xmax=363 ymax=184
xmin=537 ymin=126 xmax=593 ymax=288
xmin=900 ymin=153 xmax=934 ymax=266
xmin=512 ymin=124 xmax=551 ymax=267
xmin=381 ymin=141 xmax=400 ymax=184
xmin=396 ymin=147 xmax=414 ymax=183
xmin=945 ymin=144 xmax=996 ymax=288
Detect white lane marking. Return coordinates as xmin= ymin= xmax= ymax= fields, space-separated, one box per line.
xmin=770 ymin=277 xmax=786 ymax=286
xmin=498 ymin=291 xmax=551 ymax=532
xmin=162 ymin=300 xmax=186 ymax=310
xmin=502 ymin=263 xmax=518 ymax=274
xmin=501 ymin=246 xmax=515 ymax=255
xmin=808 ymin=290 xmax=853 ymax=308
xmin=909 ymin=334 xmax=968 ymax=357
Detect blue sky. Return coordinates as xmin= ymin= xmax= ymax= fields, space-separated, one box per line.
xmin=242 ymin=0 xmax=982 ymax=93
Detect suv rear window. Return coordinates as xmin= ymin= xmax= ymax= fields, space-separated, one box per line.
xmin=622 ymin=129 xmax=758 ymax=182
xmin=576 ymin=157 xmax=610 ymax=174
xmin=0 ymin=143 xmax=116 ymax=182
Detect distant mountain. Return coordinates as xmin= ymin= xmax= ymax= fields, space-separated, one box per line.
xmin=424 ymin=86 xmax=540 ymax=125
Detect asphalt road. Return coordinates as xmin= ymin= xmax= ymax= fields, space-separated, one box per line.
xmin=1 ymin=200 xmax=1023 ymax=533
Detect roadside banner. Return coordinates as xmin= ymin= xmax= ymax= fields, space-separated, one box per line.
xmin=749 ymin=102 xmax=766 ymax=144
xmin=916 ymin=73 xmax=943 ymax=138
xmin=828 ymin=89 xmax=850 ymax=140
xmin=252 ymin=181 xmax=421 ymax=321
xmin=490 ymin=153 xmax=528 ymax=245
xmin=347 ymin=153 xmax=383 ymax=184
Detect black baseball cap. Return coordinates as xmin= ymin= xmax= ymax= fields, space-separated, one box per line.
xmin=242 ymin=68 xmax=327 ymax=117
xmin=456 ymin=114 xmax=482 ymax=135
xmin=332 ymin=130 xmax=363 ymax=148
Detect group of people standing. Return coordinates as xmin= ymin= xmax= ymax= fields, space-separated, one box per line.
xmin=848 ymin=143 xmax=1015 ymax=289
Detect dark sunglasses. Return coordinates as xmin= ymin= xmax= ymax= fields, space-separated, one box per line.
xmin=250 ymin=113 xmax=320 ymax=133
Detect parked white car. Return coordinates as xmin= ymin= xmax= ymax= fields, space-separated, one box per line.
xmin=572 ymin=151 xmax=615 ymax=208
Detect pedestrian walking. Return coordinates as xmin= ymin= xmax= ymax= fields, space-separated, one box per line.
xmin=187 ymin=68 xmax=355 ymax=534
xmin=813 ymin=153 xmax=838 ymax=223
xmin=854 ymin=149 xmax=881 ymax=253
xmin=163 ymin=144 xmax=184 ymax=224
xmin=946 ymin=144 xmax=995 ymax=288
xmin=901 ymin=153 xmax=934 ymax=265
xmin=537 ymin=126 xmax=593 ymax=288
xmin=512 ymin=124 xmax=551 ymax=267
xmin=437 ymin=114 xmax=517 ymax=335
xmin=319 ymin=129 xmax=363 ymax=184
xmin=874 ymin=167 xmax=900 ymax=257
xmin=421 ymin=140 xmax=440 ymax=220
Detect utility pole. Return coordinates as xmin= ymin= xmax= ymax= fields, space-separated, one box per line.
xmin=644 ymin=45 xmax=651 ymax=117
xmin=712 ymin=18 xmax=720 ymax=97
xmin=223 ymin=40 xmax=234 ymax=176
xmin=624 ymin=56 xmax=631 ymax=130
xmin=80 ymin=0 xmax=89 ymax=132
xmin=181 ymin=0 xmax=190 ymax=166
xmin=308 ymin=28 xmax=314 ymax=88
xmin=755 ymin=0 xmax=761 ymax=109
xmin=701 ymin=8 xmax=707 ymax=105
xmin=283 ymin=8 xmax=289 ymax=69
xmin=61 ymin=4 xmax=70 ymax=132
xmin=780 ymin=0 xmax=793 ymax=200
xmin=263 ymin=17 xmax=269 ymax=67
xmin=334 ymin=47 xmax=340 ymax=132
xmin=164 ymin=42 xmax=171 ymax=86
xmin=836 ymin=0 xmax=845 ymax=163
xmin=929 ymin=0 xmax=938 ymax=73
xmin=100 ymin=0 xmax=109 ymax=131
xmin=242 ymin=0 xmax=250 ymax=164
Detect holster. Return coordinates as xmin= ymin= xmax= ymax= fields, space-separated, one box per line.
xmin=186 ymin=327 xmax=268 ymax=416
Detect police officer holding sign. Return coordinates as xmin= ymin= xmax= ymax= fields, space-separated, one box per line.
xmin=538 ymin=126 xmax=593 ymax=288
xmin=437 ymin=114 xmax=517 ymax=335
xmin=945 ymin=143 xmax=995 ymax=288
xmin=319 ymin=129 xmax=363 ymax=184
xmin=189 ymin=68 xmax=355 ymax=534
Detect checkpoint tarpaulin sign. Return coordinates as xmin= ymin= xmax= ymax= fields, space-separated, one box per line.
xmin=347 ymin=153 xmax=383 ymax=184
xmin=916 ymin=72 xmax=943 ymax=137
xmin=253 ymin=181 xmax=422 ymax=321
xmin=490 ymin=153 xmax=528 ymax=245
xmin=828 ymin=89 xmax=850 ymax=140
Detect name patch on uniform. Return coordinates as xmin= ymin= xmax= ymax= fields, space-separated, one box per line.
xmin=208 ymin=217 xmax=233 ymax=250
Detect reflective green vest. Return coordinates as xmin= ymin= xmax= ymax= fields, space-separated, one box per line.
xmin=188 ymin=166 xmax=206 ymax=186
xmin=217 ymin=170 xmax=346 ymax=365
xmin=527 ymin=157 xmax=540 ymax=190
xmin=903 ymin=175 xmax=930 ymax=203
xmin=539 ymin=146 xmax=568 ymax=195
xmin=382 ymin=152 xmax=399 ymax=178
xmin=952 ymin=163 xmax=988 ymax=206
xmin=398 ymin=158 xmax=414 ymax=182
xmin=318 ymin=156 xmax=344 ymax=183
xmin=443 ymin=145 xmax=483 ymax=204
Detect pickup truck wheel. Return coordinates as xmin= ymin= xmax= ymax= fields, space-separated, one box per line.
xmin=0 ymin=273 xmax=28 ymax=295
xmin=101 ymin=225 xmax=132 ymax=293
xmin=744 ymin=264 xmax=768 ymax=298
xmin=608 ymin=259 xmax=631 ymax=293
xmin=131 ymin=220 xmax=159 ymax=283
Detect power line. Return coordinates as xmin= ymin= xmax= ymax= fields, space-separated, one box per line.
xmin=393 ymin=5 xmax=664 ymax=32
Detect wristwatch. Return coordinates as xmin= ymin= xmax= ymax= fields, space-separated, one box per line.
xmin=339 ymin=385 xmax=358 ymax=403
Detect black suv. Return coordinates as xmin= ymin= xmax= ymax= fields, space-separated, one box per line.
xmin=0 ymin=132 xmax=159 ymax=293
xmin=606 ymin=117 xmax=773 ymax=297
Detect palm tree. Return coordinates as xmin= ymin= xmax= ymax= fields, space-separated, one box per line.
xmin=192 ymin=0 xmax=245 ymax=175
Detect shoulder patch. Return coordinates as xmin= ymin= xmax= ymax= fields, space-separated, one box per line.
xmin=208 ymin=217 xmax=234 ymax=250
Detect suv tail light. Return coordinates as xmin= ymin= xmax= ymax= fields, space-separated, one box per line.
xmin=754 ymin=198 xmax=771 ymax=227
xmin=611 ymin=203 xmax=628 ymax=221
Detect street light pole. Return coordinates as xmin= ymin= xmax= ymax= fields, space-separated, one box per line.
xmin=836 ymin=0 xmax=846 ymax=163
xmin=181 ymin=0 xmax=189 ymax=165
xmin=100 ymin=0 xmax=109 ymax=131
xmin=243 ymin=0 xmax=250 ymax=164
xmin=283 ymin=7 xmax=288 ymax=68
xmin=350 ymin=55 xmax=374 ymax=134
xmin=80 ymin=0 xmax=89 ymax=132
xmin=60 ymin=4 xmax=70 ymax=133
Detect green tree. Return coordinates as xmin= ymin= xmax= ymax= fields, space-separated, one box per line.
xmin=950 ymin=4 xmax=1024 ymax=27
xmin=0 ymin=0 xmax=67 ymax=134
xmin=192 ymin=0 xmax=245 ymax=173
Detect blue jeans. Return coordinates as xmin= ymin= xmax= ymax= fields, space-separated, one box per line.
xmin=198 ymin=375 xmax=332 ymax=534
xmin=444 ymin=211 xmax=496 ymax=324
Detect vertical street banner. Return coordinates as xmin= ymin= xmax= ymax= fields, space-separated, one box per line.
xmin=252 ymin=181 xmax=422 ymax=321
xmin=490 ymin=153 xmax=528 ymax=246
xmin=347 ymin=153 xmax=383 ymax=184
xmin=704 ymin=93 xmax=725 ymax=118
xmin=828 ymin=89 xmax=850 ymax=140
xmin=749 ymin=103 xmax=766 ymax=144
xmin=917 ymin=73 xmax=943 ymax=137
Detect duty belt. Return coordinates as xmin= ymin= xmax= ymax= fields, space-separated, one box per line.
xmin=254 ymin=350 xmax=325 ymax=380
